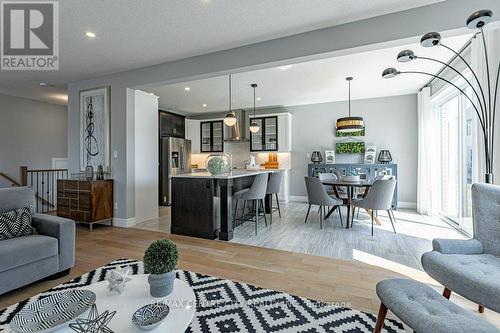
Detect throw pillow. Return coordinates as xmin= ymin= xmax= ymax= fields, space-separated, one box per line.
xmin=0 ymin=206 xmax=35 ymax=240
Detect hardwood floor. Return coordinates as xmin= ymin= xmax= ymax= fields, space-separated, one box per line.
xmin=1 ymin=225 xmax=499 ymax=328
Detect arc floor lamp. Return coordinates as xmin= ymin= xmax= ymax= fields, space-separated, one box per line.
xmin=383 ymin=9 xmax=498 ymax=184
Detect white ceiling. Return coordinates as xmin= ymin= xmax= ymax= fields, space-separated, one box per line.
xmin=0 ymin=0 xmax=444 ymax=105
xmin=145 ymin=34 xmax=472 ymax=114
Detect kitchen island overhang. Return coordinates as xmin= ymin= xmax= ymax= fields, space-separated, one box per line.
xmin=170 ymin=170 xmax=283 ymax=241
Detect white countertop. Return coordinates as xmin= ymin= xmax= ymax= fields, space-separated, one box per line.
xmin=171 ymin=169 xmax=285 ymax=179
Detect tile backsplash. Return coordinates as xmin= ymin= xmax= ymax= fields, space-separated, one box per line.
xmin=191 ymin=142 xmax=291 ymax=170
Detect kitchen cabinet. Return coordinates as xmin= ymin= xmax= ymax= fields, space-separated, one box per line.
xmin=159 ymin=110 xmax=185 ymax=138
xmin=185 ymin=119 xmax=201 ymax=153
xmin=250 ymin=116 xmax=278 ymax=152
xmin=250 ymin=113 xmax=292 ymax=152
xmin=200 ymin=120 xmax=224 ymax=152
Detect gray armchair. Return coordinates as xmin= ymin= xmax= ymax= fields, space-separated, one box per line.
xmin=0 ymin=187 xmax=75 ymax=294
xmin=421 ymin=183 xmax=500 ymax=313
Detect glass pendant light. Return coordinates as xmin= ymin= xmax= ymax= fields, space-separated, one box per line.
xmin=336 ymin=77 xmax=364 ymax=133
xmin=223 ymin=74 xmax=237 ymax=126
xmin=249 ymin=83 xmax=260 ymax=133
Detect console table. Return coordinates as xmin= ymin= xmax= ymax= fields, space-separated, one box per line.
xmin=57 ymin=179 xmax=113 ymax=231
xmin=308 ymin=163 xmax=398 ymax=208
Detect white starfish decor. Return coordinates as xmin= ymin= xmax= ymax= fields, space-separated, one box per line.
xmin=106 ymin=266 xmax=132 ymax=294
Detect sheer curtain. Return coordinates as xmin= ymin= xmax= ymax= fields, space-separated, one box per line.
xmin=417 ymin=87 xmax=440 ymax=215
xmin=471 ymin=27 xmax=500 ymax=184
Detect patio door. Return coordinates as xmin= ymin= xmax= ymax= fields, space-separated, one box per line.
xmin=436 ymin=86 xmax=475 ymax=235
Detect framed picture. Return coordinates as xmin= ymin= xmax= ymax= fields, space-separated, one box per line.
xmin=325 ymin=150 xmax=335 ymax=164
xmin=335 ymin=141 xmax=365 ymax=154
xmin=364 ymin=146 xmax=377 ymax=164
xmin=80 ymin=87 xmax=110 ymax=171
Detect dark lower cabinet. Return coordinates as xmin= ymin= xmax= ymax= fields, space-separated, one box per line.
xmin=57 ymin=179 xmax=113 ymax=230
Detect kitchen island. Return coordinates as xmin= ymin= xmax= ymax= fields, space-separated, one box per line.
xmin=170 ymin=169 xmax=282 ymax=241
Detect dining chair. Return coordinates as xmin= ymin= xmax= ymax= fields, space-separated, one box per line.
xmin=304 ymin=177 xmax=343 ymax=229
xmin=356 ymin=174 xmax=396 ymax=219
xmin=233 ymin=173 xmax=269 ymax=235
xmin=352 ymin=179 xmax=397 ymax=236
xmin=266 ymin=171 xmax=283 ymax=225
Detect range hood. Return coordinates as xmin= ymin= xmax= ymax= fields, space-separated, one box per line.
xmin=224 ymin=109 xmax=249 ymax=142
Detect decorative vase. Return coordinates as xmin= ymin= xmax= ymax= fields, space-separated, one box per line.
xmin=148 ymin=271 xmax=175 ymax=298
xmin=206 ymin=153 xmax=232 ymax=175
xmin=85 ymin=165 xmax=94 ymax=180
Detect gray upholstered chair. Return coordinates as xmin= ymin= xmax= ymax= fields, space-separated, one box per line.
xmin=304 ymin=177 xmax=343 ymax=229
xmin=0 ymin=187 xmax=75 ymax=295
xmin=233 ymin=173 xmax=269 ymax=235
xmin=352 ymin=179 xmax=397 ymax=236
xmin=266 ymin=171 xmax=283 ymax=224
xmin=421 ymin=183 xmax=500 ymax=314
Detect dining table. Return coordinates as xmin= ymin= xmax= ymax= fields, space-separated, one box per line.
xmin=321 ymin=179 xmax=378 ymax=229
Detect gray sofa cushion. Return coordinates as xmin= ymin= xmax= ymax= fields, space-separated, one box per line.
xmin=0 ymin=187 xmax=35 ymax=214
xmin=422 ymin=251 xmax=500 ymax=312
xmin=0 ymin=235 xmax=58 ymax=273
xmin=377 ymin=278 xmax=500 ymax=333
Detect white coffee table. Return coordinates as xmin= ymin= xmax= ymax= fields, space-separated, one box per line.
xmin=57 ymin=274 xmax=196 ymax=332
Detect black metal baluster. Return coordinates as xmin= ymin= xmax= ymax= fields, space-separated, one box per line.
xmin=36 ymin=172 xmax=39 ymax=213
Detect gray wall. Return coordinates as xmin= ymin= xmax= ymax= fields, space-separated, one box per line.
xmin=0 ymin=93 xmax=67 ymax=186
xmin=66 ymin=0 xmax=498 ymax=220
xmin=282 ymin=95 xmax=418 ymax=203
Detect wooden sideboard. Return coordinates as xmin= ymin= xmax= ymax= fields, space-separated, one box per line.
xmin=57 ymin=179 xmax=113 ymax=230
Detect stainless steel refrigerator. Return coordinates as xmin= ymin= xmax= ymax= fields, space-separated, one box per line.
xmin=159 ymin=137 xmax=191 ymax=206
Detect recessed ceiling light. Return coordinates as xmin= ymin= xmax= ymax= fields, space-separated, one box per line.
xmin=39 ymin=82 xmax=49 ymax=87
xmin=202 ymin=104 xmax=207 ymax=107
xmin=278 ymin=65 xmax=293 ymax=70
xmin=184 ymin=87 xmax=191 ymax=91
xmin=85 ymin=31 xmax=96 ymax=38
xmin=256 ymin=97 xmax=262 ymax=101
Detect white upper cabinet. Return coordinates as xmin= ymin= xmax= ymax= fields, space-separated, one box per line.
xmin=185 ymin=119 xmax=201 ymax=154
xmin=277 ymin=113 xmax=292 ymax=152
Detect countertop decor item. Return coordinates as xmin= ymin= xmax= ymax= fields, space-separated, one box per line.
xmin=132 ymin=303 xmax=170 ymax=330
xmin=336 ymin=77 xmax=365 ymax=134
xmin=311 ymin=151 xmax=323 ymax=164
xmin=223 ymin=75 xmax=237 ymax=126
xmin=9 ymin=289 xmax=96 ymax=333
xmin=143 ymin=239 xmax=179 ymax=298
xmin=378 ymin=150 xmax=393 ymax=164
xmin=206 ymin=153 xmax=232 ymax=175
xmin=262 ymin=152 xmax=279 ymax=169
xmin=106 ymin=266 xmax=132 ymax=294
xmin=249 ymin=83 xmax=260 ymax=133
xmin=383 ymin=9 xmax=497 ymax=183
xmin=69 ymin=304 xmax=116 ymax=333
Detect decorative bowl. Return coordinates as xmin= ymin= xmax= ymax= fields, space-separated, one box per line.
xmin=342 ymin=175 xmax=360 ymax=182
xmin=132 ymin=303 xmax=170 ymax=330
xmin=206 ymin=153 xmax=232 ymax=175
xmin=10 ymin=289 xmax=96 ymax=333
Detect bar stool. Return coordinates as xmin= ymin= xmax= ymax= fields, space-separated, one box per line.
xmin=233 ymin=173 xmax=269 ymax=235
xmin=266 ymin=171 xmax=283 ymax=225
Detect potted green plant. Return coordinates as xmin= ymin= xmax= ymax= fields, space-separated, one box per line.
xmin=143 ymin=239 xmax=178 ymax=297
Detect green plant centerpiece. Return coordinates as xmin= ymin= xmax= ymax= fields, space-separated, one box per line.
xmin=143 ymin=239 xmax=178 ymax=297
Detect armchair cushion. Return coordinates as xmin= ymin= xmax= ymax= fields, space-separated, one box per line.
xmin=432 ymin=238 xmax=483 ymax=254
xmin=32 ymin=214 xmax=75 ymax=271
xmin=421 ymin=251 xmax=500 ymax=312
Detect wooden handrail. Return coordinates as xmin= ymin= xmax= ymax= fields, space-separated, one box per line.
xmin=0 ymin=172 xmax=21 ymax=186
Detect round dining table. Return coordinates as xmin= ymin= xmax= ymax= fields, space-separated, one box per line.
xmin=321 ymin=179 xmax=375 ymax=229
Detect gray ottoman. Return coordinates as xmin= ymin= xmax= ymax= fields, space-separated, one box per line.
xmin=374 ymin=278 xmax=499 ymax=333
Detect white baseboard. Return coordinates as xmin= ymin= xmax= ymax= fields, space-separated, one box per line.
xmin=397 ymin=201 xmax=417 ymax=209
xmin=113 ymin=217 xmax=137 ymax=228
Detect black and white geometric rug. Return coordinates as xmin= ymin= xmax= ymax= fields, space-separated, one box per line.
xmin=0 ymin=259 xmax=405 ymax=332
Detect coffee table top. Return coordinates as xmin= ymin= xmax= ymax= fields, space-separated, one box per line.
xmin=57 ymin=274 xmax=196 ymax=332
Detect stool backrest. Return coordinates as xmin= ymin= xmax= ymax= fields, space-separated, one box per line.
xmin=246 ymin=173 xmax=269 ymax=200
xmin=266 ymin=171 xmax=283 ymax=194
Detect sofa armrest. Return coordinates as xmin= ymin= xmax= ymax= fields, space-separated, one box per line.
xmin=432 ymin=238 xmax=483 ymax=254
xmin=32 ymin=214 xmax=75 ymax=270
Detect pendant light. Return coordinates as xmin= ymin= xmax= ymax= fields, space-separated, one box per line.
xmin=249 ymin=83 xmax=260 ymax=133
xmin=336 ymin=77 xmax=364 ymax=133
xmin=223 ymin=74 xmax=237 ymax=126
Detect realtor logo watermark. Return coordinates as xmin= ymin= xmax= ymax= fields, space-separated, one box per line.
xmin=1 ymin=1 xmax=59 ymax=70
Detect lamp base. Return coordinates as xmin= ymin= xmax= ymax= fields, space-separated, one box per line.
xmin=485 ymin=173 xmax=494 ymax=184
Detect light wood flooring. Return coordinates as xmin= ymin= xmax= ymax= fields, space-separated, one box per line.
xmin=1 ymin=226 xmax=499 ymax=329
